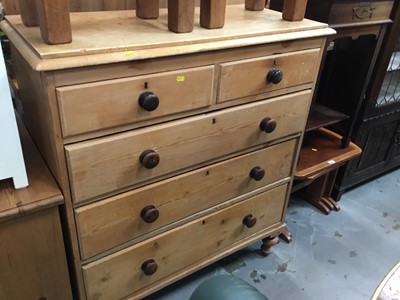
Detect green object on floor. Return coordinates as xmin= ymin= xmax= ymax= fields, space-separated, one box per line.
xmin=189 ymin=275 xmax=268 ymax=300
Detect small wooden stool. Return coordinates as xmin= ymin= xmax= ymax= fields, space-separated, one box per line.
xmin=292 ymin=128 xmax=362 ymax=215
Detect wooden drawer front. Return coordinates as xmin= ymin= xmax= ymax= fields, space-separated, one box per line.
xmin=328 ymin=1 xmax=394 ymax=25
xmin=57 ymin=66 xmax=214 ymax=138
xmin=75 ymin=139 xmax=296 ymax=259
xmin=82 ymin=184 xmax=287 ymax=300
xmin=218 ymin=49 xmax=319 ymax=103
xmin=66 ymin=90 xmax=311 ymax=203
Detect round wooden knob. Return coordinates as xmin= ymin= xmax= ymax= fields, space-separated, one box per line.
xmin=138 ymin=92 xmax=159 ymax=112
xmin=140 ymin=205 xmax=160 ymax=223
xmin=141 ymin=259 xmax=158 ymax=276
xmin=243 ymin=214 xmax=257 ymax=228
xmin=249 ymin=166 xmax=265 ymax=181
xmin=259 ymin=117 xmax=277 ymax=133
xmin=139 ymin=150 xmax=160 ymax=169
xmin=266 ymin=68 xmax=283 ymax=84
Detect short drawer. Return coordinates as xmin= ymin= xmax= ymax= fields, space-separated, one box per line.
xmin=328 ymin=1 xmax=394 ymax=25
xmin=57 ymin=66 xmax=214 ymax=137
xmin=75 ymin=139 xmax=296 ymax=259
xmin=82 ymin=184 xmax=287 ymax=300
xmin=66 ymin=90 xmax=311 ymax=203
xmin=218 ymin=49 xmax=319 ymax=103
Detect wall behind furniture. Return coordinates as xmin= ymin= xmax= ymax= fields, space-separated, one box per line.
xmin=0 ymin=0 xmax=245 ymax=15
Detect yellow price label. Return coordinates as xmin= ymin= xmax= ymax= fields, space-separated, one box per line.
xmin=176 ymin=76 xmax=185 ymax=82
xmin=124 ymin=51 xmax=134 ymax=56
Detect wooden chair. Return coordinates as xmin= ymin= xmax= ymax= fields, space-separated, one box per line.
xmin=7 ymin=0 xmax=307 ymax=44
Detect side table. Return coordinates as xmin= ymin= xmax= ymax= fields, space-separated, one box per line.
xmin=0 ymin=116 xmax=72 ymax=300
xmin=292 ymin=128 xmax=362 ymax=214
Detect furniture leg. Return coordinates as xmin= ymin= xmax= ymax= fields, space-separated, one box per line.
xmin=279 ymin=226 xmax=293 ymax=243
xmin=36 ymin=0 xmax=72 ymax=44
xmin=301 ymin=170 xmax=341 ymax=214
xmin=17 ymin=0 xmax=39 ymax=26
xmin=282 ymin=0 xmax=308 ymax=21
xmin=168 ymin=0 xmax=195 ymax=33
xmin=136 ymin=0 xmax=159 ymax=19
xmin=302 ymin=173 xmax=331 ymax=214
xmin=200 ymin=0 xmax=226 ymax=29
xmin=260 ymin=236 xmax=280 ymax=255
xmin=245 ymin=0 xmax=266 ymax=11
xmin=322 ymin=169 xmax=340 ymax=211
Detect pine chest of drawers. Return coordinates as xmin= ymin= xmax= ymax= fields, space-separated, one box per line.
xmin=1 ymin=5 xmax=334 ymax=300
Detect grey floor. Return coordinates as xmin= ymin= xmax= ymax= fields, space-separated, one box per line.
xmin=145 ymin=168 xmax=400 ymax=300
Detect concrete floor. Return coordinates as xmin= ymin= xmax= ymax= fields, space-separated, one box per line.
xmin=145 ymin=168 xmax=400 ymax=300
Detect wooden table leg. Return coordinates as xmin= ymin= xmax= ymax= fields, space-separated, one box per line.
xmin=17 ymin=0 xmax=39 ymax=27
xmin=300 ymin=169 xmax=341 ymax=214
xmin=136 ymin=0 xmax=159 ymax=19
xmin=168 ymin=0 xmax=195 ymax=33
xmin=36 ymin=0 xmax=72 ymax=45
xmin=322 ymin=169 xmax=340 ymax=212
xmin=282 ymin=0 xmax=308 ymax=21
xmin=200 ymin=0 xmax=226 ymax=29
xmin=245 ymin=0 xmax=266 ymax=11
xmin=302 ymin=173 xmax=331 ymax=214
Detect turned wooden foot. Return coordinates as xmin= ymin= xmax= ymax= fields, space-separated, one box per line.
xmin=260 ymin=236 xmax=280 ymax=255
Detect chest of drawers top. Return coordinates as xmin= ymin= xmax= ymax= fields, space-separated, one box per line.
xmin=2 ymin=5 xmax=333 ymax=71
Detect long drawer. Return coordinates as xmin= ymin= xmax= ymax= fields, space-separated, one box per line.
xmin=57 ymin=66 xmax=214 ymax=138
xmin=218 ymin=49 xmax=319 ymax=103
xmin=75 ymin=139 xmax=296 ymax=259
xmin=66 ymin=90 xmax=311 ymax=203
xmin=328 ymin=1 xmax=394 ymax=25
xmin=82 ymin=184 xmax=287 ymax=300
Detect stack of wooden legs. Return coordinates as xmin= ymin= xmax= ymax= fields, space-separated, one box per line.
xmin=16 ymin=0 xmax=308 ymax=45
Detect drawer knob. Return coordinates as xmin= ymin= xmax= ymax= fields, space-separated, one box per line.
xmin=138 ymin=92 xmax=159 ymax=112
xmin=141 ymin=259 xmax=158 ymax=276
xmin=243 ymin=214 xmax=257 ymax=228
xmin=140 ymin=205 xmax=160 ymax=223
xmin=249 ymin=166 xmax=265 ymax=181
xmin=267 ymin=68 xmax=283 ymax=84
xmin=259 ymin=117 xmax=277 ymax=133
xmin=139 ymin=150 xmax=160 ymax=169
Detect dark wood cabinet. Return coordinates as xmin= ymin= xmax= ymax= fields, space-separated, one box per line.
xmin=270 ymin=0 xmax=398 ymax=200
xmin=333 ymin=1 xmax=400 ymax=198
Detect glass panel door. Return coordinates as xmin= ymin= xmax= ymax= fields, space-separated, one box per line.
xmin=375 ymin=33 xmax=400 ymax=107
